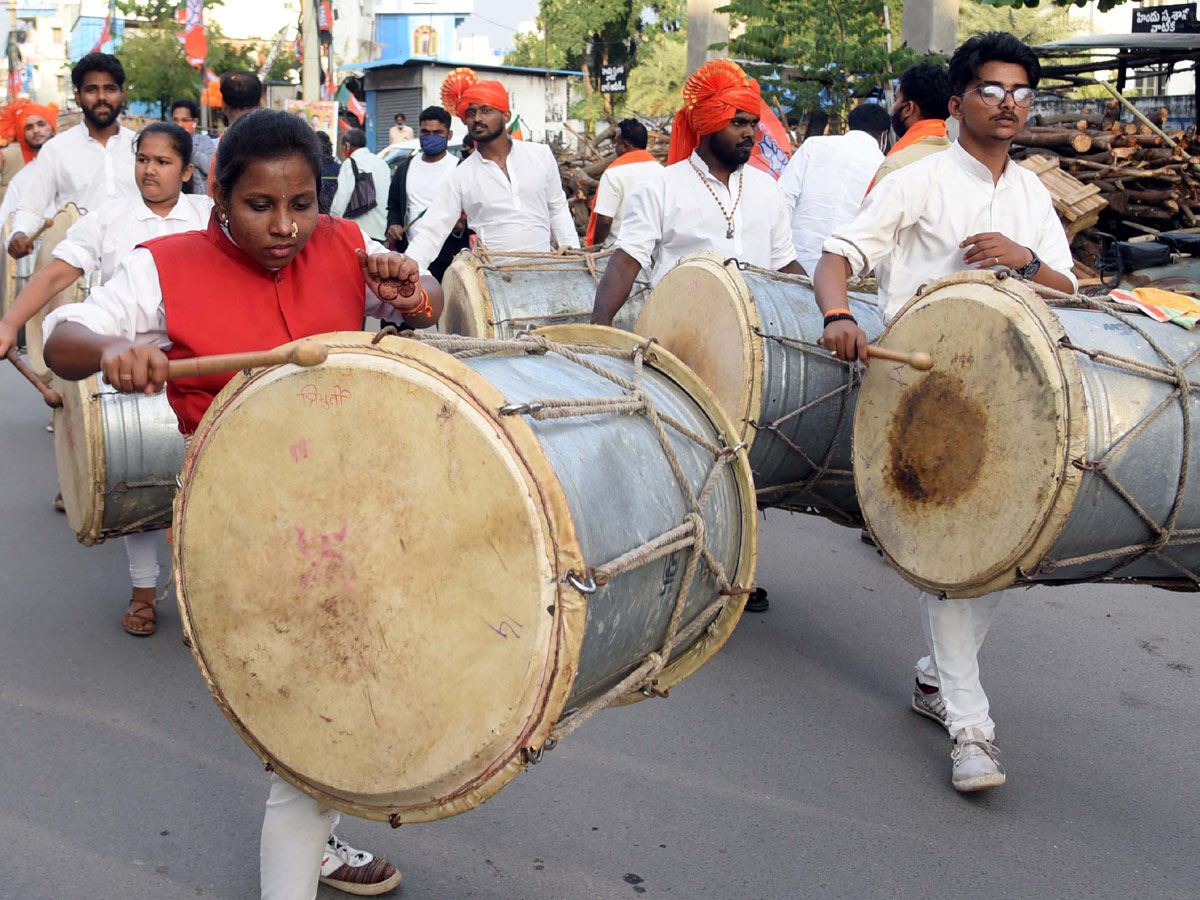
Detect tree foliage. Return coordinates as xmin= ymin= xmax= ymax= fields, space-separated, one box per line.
xmin=116 ymin=0 xmax=226 ymax=25
xmin=959 ymin=0 xmax=1082 ymax=45
xmin=624 ymin=29 xmax=686 ymax=116
xmin=716 ymin=0 xmax=920 ymax=119
xmin=979 ymin=0 xmax=1131 ymax=13
xmin=120 ymin=21 xmax=257 ymax=113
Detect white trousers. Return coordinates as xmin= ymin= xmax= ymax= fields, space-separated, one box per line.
xmin=260 ymin=773 xmax=339 ymax=900
xmin=916 ymin=590 xmax=1006 ymax=741
xmin=124 ymin=532 xmax=162 ymax=589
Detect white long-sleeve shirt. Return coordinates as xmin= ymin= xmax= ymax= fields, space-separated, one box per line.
xmin=43 ymin=229 xmax=412 ymax=348
xmin=10 ymin=122 xmax=139 ymax=241
xmin=0 ymin=159 xmax=55 ymax=226
xmin=779 ymin=130 xmax=884 ymax=274
xmin=405 ymin=139 xmax=579 ymax=268
xmin=330 ymin=147 xmax=392 ymax=241
xmin=52 ymin=194 xmax=213 ymax=286
xmin=823 ymin=140 xmax=1077 ymax=321
xmin=616 ymin=151 xmax=796 ymax=287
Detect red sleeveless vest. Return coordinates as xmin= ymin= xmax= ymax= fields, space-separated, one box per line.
xmin=143 ymin=215 xmax=367 ymax=434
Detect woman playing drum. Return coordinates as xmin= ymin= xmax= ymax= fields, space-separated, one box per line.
xmin=0 ymin=122 xmax=210 ymax=637
xmin=42 ymin=108 xmax=439 ymax=899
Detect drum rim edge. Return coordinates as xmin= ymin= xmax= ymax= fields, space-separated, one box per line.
xmin=444 ymin=250 xmax=494 ymax=338
xmin=54 ymin=373 xmax=107 ymax=545
xmin=534 ymin=323 xmax=760 ymax=699
xmin=855 ymin=272 xmax=1088 ymax=597
xmin=173 ymin=331 xmax=590 ymax=823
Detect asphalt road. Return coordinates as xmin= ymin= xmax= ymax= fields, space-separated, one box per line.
xmin=1 ymin=361 xmax=1197 ymax=900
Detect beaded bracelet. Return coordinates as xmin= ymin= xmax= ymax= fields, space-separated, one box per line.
xmin=823 ymin=312 xmax=857 ymax=326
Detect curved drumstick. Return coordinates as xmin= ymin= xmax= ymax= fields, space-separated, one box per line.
xmin=27 ymin=216 xmax=56 ymax=243
xmin=5 ymin=350 xmax=63 ymax=407
xmin=166 ymin=341 xmax=328 ymax=381
xmin=866 ymin=346 xmax=934 ymax=371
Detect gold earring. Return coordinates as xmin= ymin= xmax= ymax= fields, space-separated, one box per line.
xmin=290 ymin=222 xmax=298 ymax=238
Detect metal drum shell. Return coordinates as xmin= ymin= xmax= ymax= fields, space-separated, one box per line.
xmin=441 ymin=249 xmax=648 ymax=339
xmin=855 ymin=271 xmax=1200 ymax=597
xmin=635 ymin=252 xmax=884 ymax=524
xmin=53 ymin=374 xmax=186 ymax=545
xmin=173 ymin=329 xmax=756 ymax=824
xmin=27 ymin=204 xmax=85 ymax=383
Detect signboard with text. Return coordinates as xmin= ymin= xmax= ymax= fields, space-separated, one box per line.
xmin=600 ymin=64 xmax=628 ymax=94
xmin=1133 ymin=3 xmax=1197 ymax=33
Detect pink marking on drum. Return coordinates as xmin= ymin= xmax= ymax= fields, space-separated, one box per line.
xmin=294 ymin=522 xmax=352 ymax=591
xmin=290 ymin=438 xmax=308 ymax=462
xmin=297 ymin=384 xmax=352 ymax=409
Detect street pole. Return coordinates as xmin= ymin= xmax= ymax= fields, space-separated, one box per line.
xmin=301 ymin=0 xmax=320 ymax=101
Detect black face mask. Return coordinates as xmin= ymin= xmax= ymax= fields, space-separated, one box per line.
xmin=890 ymin=103 xmax=910 ymax=139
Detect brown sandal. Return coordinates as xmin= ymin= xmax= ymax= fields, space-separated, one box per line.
xmin=122 ymin=591 xmax=159 ymax=637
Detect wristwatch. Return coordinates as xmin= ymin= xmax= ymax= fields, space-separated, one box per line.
xmin=1015 ymin=248 xmax=1042 ymax=279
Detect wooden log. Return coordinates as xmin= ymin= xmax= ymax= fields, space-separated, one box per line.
xmin=1036 ymin=111 xmax=1098 ymax=127
xmin=1014 ymin=129 xmax=1092 ymax=153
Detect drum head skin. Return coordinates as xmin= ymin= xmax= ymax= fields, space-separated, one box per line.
xmin=440 ymin=251 xmax=493 ymax=337
xmin=175 ymin=332 xmax=586 ymax=823
xmin=635 ymin=253 xmax=763 ymax=446
xmin=28 ymin=204 xmax=84 ymax=382
xmin=854 ymin=273 xmax=1087 ymax=597
xmin=53 ymin=374 xmax=105 ymax=544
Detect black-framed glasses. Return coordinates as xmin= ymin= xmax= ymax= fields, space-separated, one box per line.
xmin=967 ymin=85 xmax=1037 ymax=108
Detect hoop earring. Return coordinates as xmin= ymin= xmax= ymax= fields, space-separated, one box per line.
xmin=290 ymin=222 xmax=298 ymax=238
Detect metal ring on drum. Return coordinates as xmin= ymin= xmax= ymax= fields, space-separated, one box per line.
xmin=854 ymin=270 xmax=1200 ymax=597
xmin=53 ymin=374 xmax=187 ymax=546
xmin=635 ymin=252 xmax=885 ymax=526
xmin=26 ymin=203 xmax=86 ymax=383
xmin=439 ymin=245 xmax=651 ymax=338
xmin=172 ymin=327 xmax=757 ymax=824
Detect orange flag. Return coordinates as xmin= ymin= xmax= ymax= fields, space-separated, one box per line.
xmin=747 ymin=99 xmax=791 ymax=180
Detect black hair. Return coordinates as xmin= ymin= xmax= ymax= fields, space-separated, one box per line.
xmin=213 ymin=109 xmax=322 ymax=205
xmin=170 ymin=98 xmax=200 ymax=120
xmin=219 ymin=70 xmax=263 ymax=110
xmin=948 ymin=31 xmax=1041 ymax=96
xmin=617 ymin=118 xmax=648 ymax=150
xmin=342 ymin=127 xmax=367 ymax=149
xmin=71 ymin=52 xmax=125 ymax=90
xmin=897 ymin=61 xmax=952 ymax=121
xmin=417 ymin=105 xmax=452 ymax=129
xmin=395 ymin=112 xmax=405 ymax=122
xmin=315 ymin=129 xmax=334 ymax=161
xmin=847 ymin=102 xmax=890 ymax=137
xmin=135 ymin=122 xmax=193 ymax=165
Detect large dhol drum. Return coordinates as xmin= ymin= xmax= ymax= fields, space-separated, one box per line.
xmin=173 ymin=328 xmax=756 ymax=823
xmin=635 ymin=253 xmax=885 ymax=525
xmin=440 ymin=246 xmax=651 ymax=338
xmin=855 ymin=271 xmax=1200 ymax=598
xmin=53 ymin=375 xmax=186 ymax=546
xmin=27 ymin=204 xmax=85 ymax=381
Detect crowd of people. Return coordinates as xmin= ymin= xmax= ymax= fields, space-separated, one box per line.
xmin=0 ymin=28 xmax=1077 ymax=899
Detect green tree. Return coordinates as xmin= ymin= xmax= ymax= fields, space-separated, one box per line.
xmin=981 ymin=0 xmax=1131 ymax=12
xmin=959 ymin=0 xmax=1082 ymax=44
xmin=116 ymin=0 xmax=226 ymax=25
xmin=120 ymin=21 xmax=256 ymax=113
xmin=717 ymin=0 xmax=920 ymax=120
xmin=624 ymin=29 xmax=686 ymax=116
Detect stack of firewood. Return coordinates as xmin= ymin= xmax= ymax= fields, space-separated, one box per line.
xmin=1010 ymin=98 xmax=1200 ymax=239
xmin=556 ymin=120 xmax=671 ymax=235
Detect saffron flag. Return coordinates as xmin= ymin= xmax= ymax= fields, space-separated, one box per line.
xmin=89 ymin=3 xmax=115 ymax=56
xmin=346 ymin=93 xmax=365 ymax=125
xmin=747 ymin=99 xmax=791 ymax=180
xmin=177 ymin=0 xmax=207 ymax=68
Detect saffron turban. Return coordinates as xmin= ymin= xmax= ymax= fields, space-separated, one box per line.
xmin=0 ymin=100 xmax=58 ymax=163
xmin=667 ymin=59 xmax=761 ymax=165
xmin=440 ymin=67 xmax=510 ymax=122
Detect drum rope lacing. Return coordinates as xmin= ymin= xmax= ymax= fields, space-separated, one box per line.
xmin=374 ymin=328 xmax=749 ymax=745
xmin=960 ymin=273 xmax=1200 ymax=588
xmin=469 ymin=244 xmax=652 ymax=304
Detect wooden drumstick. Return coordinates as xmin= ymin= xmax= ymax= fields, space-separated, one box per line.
xmin=27 ymin=217 xmax=56 ymax=243
xmin=866 ymin=346 xmax=934 ymax=371
xmin=5 ymin=349 xmax=63 ymax=407
xmin=165 ymin=341 xmax=328 ymax=381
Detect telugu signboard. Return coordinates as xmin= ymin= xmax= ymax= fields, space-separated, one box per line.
xmin=1132 ymin=3 xmax=1197 ymax=33
xmin=600 ymin=64 xmax=628 ymax=94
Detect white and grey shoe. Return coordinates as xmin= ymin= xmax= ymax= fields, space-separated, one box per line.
xmin=951 ymin=727 xmax=1006 ymax=793
xmin=911 ymin=679 xmax=948 ymax=729
xmin=320 ymin=833 xmax=402 ymax=896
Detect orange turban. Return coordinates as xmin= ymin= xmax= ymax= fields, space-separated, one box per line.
xmin=440 ymin=67 xmax=510 ymax=122
xmin=667 ymin=59 xmax=761 ymax=165
xmin=0 ymin=100 xmax=58 ymax=163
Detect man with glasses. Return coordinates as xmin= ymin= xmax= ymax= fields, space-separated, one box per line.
xmin=811 ymin=31 xmax=1077 ymax=793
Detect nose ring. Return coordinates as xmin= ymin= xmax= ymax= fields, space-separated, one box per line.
xmin=290 ymin=222 xmax=298 ymax=238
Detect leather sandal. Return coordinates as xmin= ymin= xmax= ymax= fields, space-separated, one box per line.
xmin=122 ymin=592 xmax=159 ymax=637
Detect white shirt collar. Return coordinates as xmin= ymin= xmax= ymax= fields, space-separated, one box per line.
xmin=687 ymin=149 xmax=742 ymax=184
xmin=947 ymin=139 xmax=1015 ymax=188
xmin=133 ymin=195 xmax=187 ymax=222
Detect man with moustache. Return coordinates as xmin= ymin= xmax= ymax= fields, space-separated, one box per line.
xmin=0 ymin=100 xmax=59 ymax=227
xmin=8 ymin=53 xmax=138 ymax=259
xmin=814 ymin=32 xmax=1076 ymax=792
xmin=591 ymin=58 xmax=800 ymax=324
xmin=403 ymin=67 xmax=578 ymax=269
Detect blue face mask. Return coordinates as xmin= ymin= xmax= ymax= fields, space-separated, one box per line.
xmin=419 ymin=134 xmax=448 ymax=156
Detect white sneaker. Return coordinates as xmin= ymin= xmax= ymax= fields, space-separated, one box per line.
xmin=911 ymin=679 xmax=948 ymax=730
xmin=951 ymin=727 xmax=1006 ymax=792
xmin=319 ymin=833 xmax=402 ymax=896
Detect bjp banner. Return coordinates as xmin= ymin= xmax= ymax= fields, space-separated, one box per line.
xmin=748 ymin=99 xmax=791 ymax=180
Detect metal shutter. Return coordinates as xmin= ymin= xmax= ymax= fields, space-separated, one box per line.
xmin=374 ymin=87 xmax=423 ymax=148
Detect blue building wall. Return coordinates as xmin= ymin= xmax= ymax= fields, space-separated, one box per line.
xmin=68 ymin=16 xmax=125 ymax=63
xmin=374 ymin=14 xmax=460 ymax=63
